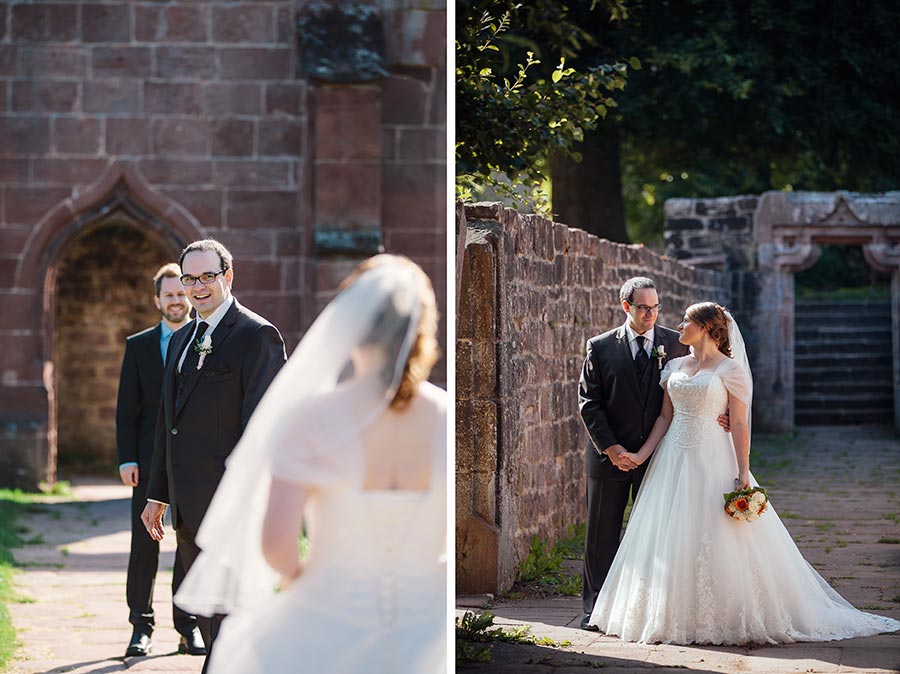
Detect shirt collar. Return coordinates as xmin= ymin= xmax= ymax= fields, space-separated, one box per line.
xmin=160 ymin=321 xmax=175 ymax=340
xmin=624 ymin=322 xmax=654 ymax=345
xmin=195 ymin=295 xmax=234 ymax=336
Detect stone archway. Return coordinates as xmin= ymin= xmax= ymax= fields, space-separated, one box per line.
xmin=8 ymin=162 xmax=205 ymax=486
xmin=755 ymin=191 xmax=900 ymax=432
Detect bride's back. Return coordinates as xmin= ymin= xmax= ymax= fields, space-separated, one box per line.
xmin=360 ymin=381 xmax=444 ymax=491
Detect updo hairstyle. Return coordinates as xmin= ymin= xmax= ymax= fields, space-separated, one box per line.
xmin=686 ymin=302 xmax=732 ymax=357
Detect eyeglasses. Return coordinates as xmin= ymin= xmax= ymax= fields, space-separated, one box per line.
xmin=629 ymin=302 xmax=661 ymax=314
xmin=180 ymin=270 xmax=226 ymax=286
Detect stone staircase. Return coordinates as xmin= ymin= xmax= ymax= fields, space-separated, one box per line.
xmin=794 ymin=299 xmax=893 ymax=425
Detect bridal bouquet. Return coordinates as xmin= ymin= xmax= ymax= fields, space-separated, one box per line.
xmin=723 ymin=486 xmax=768 ymax=522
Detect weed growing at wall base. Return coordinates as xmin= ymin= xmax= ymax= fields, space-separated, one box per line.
xmin=0 ymin=491 xmax=28 ymax=669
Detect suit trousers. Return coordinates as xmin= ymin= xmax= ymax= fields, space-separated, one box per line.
xmin=175 ymin=523 xmax=225 ymax=674
xmin=582 ymin=463 xmax=648 ymax=614
xmin=127 ymin=479 xmax=195 ymax=634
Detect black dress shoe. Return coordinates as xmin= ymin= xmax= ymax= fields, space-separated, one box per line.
xmin=580 ymin=613 xmax=600 ymax=632
xmin=178 ymin=626 xmax=207 ymax=656
xmin=125 ymin=626 xmax=152 ymax=657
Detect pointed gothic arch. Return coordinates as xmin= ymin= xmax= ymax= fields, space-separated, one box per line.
xmin=10 ymin=161 xmax=206 ymax=485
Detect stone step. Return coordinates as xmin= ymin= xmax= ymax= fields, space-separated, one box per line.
xmin=795 ymin=325 xmax=891 ymax=338
xmin=795 ymin=392 xmax=893 ymax=407
xmin=795 ymin=409 xmax=893 ymax=425
xmin=795 ymin=342 xmax=891 ymax=355
xmin=795 ymin=379 xmax=892 ymax=394
xmin=795 ymin=367 xmax=891 ymax=384
xmin=794 ymin=349 xmax=892 ymax=362
xmin=795 ymin=300 xmax=890 ymax=311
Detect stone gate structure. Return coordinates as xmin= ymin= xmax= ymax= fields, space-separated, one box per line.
xmin=0 ymin=0 xmax=446 ymax=488
xmin=665 ymin=191 xmax=900 ymax=432
xmin=456 ymin=203 xmax=730 ymax=594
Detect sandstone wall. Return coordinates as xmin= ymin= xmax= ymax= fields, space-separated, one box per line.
xmin=0 ymin=0 xmax=446 ymax=487
xmin=457 ymin=203 xmax=730 ymax=594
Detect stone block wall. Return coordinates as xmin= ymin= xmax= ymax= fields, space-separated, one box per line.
xmin=664 ymin=195 xmax=758 ymax=270
xmin=457 ymin=203 xmax=730 ymax=594
xmin=0 ymin=0 xmax=446 ymax=487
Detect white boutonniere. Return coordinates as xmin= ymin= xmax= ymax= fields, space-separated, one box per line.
xmin=194 ymin=334 xmax=213 ymax=370
xmin=650 ymin=345 xmax=666 ymax=370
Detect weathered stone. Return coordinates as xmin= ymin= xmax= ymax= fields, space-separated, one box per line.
xmin=297 ymin=2 xmax=387 ymax=83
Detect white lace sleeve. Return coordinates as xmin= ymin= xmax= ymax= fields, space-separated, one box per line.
xmin=660 ymin=355 xmax=691 ymax=388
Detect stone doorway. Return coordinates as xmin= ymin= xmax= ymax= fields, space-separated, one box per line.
xmin=793 ymin=245 xmax=892 ymax=425
xmin=755 ymin=192 xmax=900 ymax=432
xmin=54 ymin=222 xmax=171 ymax=474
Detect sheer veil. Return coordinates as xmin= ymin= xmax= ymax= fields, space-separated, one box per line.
xmin=174 ymin=264 xmax=423 ymax=616
xmin=724 ymin=310 xmax=754 ymax=480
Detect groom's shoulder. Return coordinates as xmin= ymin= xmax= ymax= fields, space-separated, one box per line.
xmin=656 ymin=324 xmax=680 ymax=339
xmin=232 ymin=299 xmax=275 ymax=329
xmin=587 ymin=325 xmax=623 ymax=348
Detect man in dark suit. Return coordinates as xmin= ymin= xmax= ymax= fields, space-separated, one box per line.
xmin=141 ymin=239 xmax=286 ymax=670
xmin=116 ymin=262 xmax=205 ymax=658
xmin=577 ymin=277 xmax=690 ymax=630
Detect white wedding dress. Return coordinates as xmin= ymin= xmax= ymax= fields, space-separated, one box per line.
xmin=205 ymin=383 xmax=447 ymax=673
xmin=589 ymin=355 xmax=900 ymax=644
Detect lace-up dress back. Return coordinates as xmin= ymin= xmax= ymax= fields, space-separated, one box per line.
xmin=206 ymin=383 xmax=447 ymax=673
xmin=589 ymin=356 xmax=900 ymax=644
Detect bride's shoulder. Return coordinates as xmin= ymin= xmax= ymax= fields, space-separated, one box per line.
xmin=666 ymin=354 xmax=694 ymax=370
xmin=414 ymin=381 xmax=448 ymax=415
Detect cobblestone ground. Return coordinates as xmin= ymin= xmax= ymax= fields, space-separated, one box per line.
xmin=5 ymin=479 xmax=203 ymax=674
xmin=457 ymin=426 xmax=900 ymax=673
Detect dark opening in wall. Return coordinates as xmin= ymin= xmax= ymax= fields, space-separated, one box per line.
xmin=55 ymin=224 xmax=171 ymax=473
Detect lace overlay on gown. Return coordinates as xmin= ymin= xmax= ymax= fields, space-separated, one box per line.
xmin=206 ymin=385 xmax=447 ymax=674
xmin=589 ymin=356 xmax=900 ymax=645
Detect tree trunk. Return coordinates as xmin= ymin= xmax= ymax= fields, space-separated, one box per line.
xmin=550 ymin=125 xmax=629 ymax=243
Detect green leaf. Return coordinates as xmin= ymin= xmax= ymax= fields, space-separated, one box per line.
xmin=551 ymin=70 xmax=563 ymax=83
xmin=628 ymin=56 xmax=642 ymax=70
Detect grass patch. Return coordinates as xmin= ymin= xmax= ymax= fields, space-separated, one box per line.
xmin=0 ymin=490 xmax=33 ymax=669
xmin=516 ymin=529 xmax=584 ymax=597
xmin=877 ymin=537 xmax=900 ymax=544
xmin=456 ymin=611 xmax=572 ymax=664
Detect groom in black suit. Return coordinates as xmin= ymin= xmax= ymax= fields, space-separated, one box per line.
xmin=577 ymin=277 xmax=689 ymax=630
xmin=116 ymin=263 xmax=205 ymax=657
xmin=142 ymin=239 xmax=286 ymax=669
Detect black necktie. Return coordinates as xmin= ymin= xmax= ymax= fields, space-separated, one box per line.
xmin=634 ymin=335 xmax=649 ymax=375
xmin=177 ymin=322 xmax=208 ymax=406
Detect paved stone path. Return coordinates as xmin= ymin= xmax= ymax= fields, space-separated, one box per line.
xmin=6 ymin=478 xmax=203 ymax=674
xmin=457 ymin=427 xmax=900 ymax=673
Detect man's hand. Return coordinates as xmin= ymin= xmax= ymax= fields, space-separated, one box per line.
xmin=605 ymin=444 xmax=637 ymax=471
xmin=141 ymin=501 xmax=167 ymax=541
xmin=717 ymin=410 xmax=731 ymax=433
xmin=119 ymin=465 xmax=139 ymax=487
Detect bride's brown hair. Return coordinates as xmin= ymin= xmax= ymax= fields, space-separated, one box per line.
xmin=686 ymin=302 xmax=732 ymax=357
xmin=339 ymin=254 xmax=440 ymax=410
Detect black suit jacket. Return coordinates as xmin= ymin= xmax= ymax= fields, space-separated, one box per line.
xmin=579 ymin=324 xmax=689 ymax=480
xmin=146 ymin=298 xmax=286 ymax=532
xmin=116 ymin=324 xmax=168 ymax=473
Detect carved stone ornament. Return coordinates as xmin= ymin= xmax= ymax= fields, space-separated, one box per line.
xmin=297 ymin=2 xmax=388 ymax=83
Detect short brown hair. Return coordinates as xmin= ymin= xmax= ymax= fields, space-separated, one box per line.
xmin=686 ymin=302 xmax=732 ymax=357
xmin=153 ymin=262 xmax=181 ymax=296
xmin=339 ymin=254 xmax=440 ymax=411
xmin=180 ymin=239 xmax=233 ymax=272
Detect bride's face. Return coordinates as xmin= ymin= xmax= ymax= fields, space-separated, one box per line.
xmin=677 ymin=314 xmax=704 ymax=346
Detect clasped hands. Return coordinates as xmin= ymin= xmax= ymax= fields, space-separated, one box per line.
xmin=608 ymin=411 xmax=731 ymax=472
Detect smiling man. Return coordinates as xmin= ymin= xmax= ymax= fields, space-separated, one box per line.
xmin=141 ymin=239 xmax=286 ymax=671
xmin=116 ymin=263 xmax=201 ymax=658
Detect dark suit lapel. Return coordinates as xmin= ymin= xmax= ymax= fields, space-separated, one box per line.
xmin=146 ymin=324 xmax=163 ymax=371
xmin=167 ymin=324 xmax=193 ymax=421
xmin=615 ymin=325 xmax=642 ymax=401
xmin=174 ymin=299 xmax=242 ymax=418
